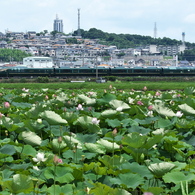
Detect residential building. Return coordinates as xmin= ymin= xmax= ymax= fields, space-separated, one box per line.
xmin=53 ymin=15 xmax=63 ymax=33
xmin=23 ymin=56 xmax=53 ymax=68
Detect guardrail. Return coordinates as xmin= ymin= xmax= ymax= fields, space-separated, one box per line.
xmin=70 ymin=81 xmax=85 ymax=83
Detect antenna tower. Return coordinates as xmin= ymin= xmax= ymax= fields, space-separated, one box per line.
xmin=77 ymin=8 xmax=81 ymax=36
xmin=154 ymin=22 xmax=157 ymax=39
xmin=182 ymin=32 xmax=185 ymax=46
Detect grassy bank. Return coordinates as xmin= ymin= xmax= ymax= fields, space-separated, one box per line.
xmin=0 ymin=81 xmax=195 ymax=90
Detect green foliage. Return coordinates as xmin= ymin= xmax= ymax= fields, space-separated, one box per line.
xmin=116 ymin=52 xmax=125 ymax=58
xmin=19 ymin=78 xmax=27 ymax=83
xmin=179 ymin=49 xmax=195 ymax=61
xmin=105 ymin=76 xmax=118 ymax=81
xmin=0 ymin=48 xmax=31 ymax=62
xmin=1 ymin=86 xmax=195 ymax=194
xmin=73 ymin=28 xmax=188 ymax=48
xmin=36 ymin=76 xmax=49 ymax=83
xmin=66 ymin=38 xmax=78 ymax=44
xmin=2 ymin=174 xmax=34 ymax=194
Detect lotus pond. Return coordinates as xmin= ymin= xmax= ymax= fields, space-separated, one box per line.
xmin=1 ymin=86 xmax=195 ymax=195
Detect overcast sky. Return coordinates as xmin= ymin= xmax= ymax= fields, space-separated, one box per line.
xmin=1 ymin=0 xmax=195 ymax=43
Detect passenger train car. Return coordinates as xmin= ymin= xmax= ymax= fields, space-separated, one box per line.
xmin=1 ymin=66 xmax=195 ymax=78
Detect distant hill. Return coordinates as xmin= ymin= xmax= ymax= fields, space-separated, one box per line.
xmin=73 ymin=28 xmax=195 ymax=49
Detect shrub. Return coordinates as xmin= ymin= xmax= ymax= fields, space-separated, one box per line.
xmin=20 ymin=78 xmax=27 ymax=83
xmin=8 ymin=78 xmax=15 ymax=83
xmin=105 ymin=76 xmax=117 ymax=81
xmin=36 ymin=76 xmax=49 ymax=83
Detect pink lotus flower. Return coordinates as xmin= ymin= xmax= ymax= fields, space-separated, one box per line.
xmin=155 ymin=92 xmax=161 ymax=96
xmin=0 ymin=112 xmax=4 ymax=118
xmin=53 ymin=155 xmax=63 ymax=165
xmin=148 ymin=105 xmax=153 ymax=110
xmin=143 ymin=86 xmax=147 ymax=91
xmin=143 ymin=192 xmax=153 ymax=195
xmin=52 ymin=94 xmax=57 ymax=98
xmin=88 ymin=92 xmax=94 ymax=96
xmin=57 ymin=158 xmax=63 ymax=163
xmin=76 ymin=104 xmax=83 ymax=110
xmin=22 ymin=88 xmax=29 ymax=92
xmin=4 ymin=102 xmax=10 ymax=108
xmin=137 ymin=101 xmax=144 ymax=105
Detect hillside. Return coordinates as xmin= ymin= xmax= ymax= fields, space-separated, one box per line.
xmin=73 ymin=28 xmax=195 ymax=49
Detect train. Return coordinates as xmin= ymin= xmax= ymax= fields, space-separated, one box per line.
xmin=1 ymin=66 xmax=195 ymax=78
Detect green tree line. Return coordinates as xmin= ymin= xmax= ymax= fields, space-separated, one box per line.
xmin=0 ymin=48 xmax=31 ymax=62
xmin=179 ymin=49 xmax=195 ymax=61
xmin=73 ymin=28 xmax=195 ymax=49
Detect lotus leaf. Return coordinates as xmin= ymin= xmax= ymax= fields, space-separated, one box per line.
xmin=19 ymin=131 xmax=42 ymax=146
xmin=40 ymin=110 xmax=67 ymax=125
xmin=148 ymin=162 xmax=176 ymax=177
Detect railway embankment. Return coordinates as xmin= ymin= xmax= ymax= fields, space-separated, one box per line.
xmin=1 ymin=76 xmax=195 ymax=83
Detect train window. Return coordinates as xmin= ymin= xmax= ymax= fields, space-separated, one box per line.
xmin=111 ymin=69 xmax=126 ymax=73
xmin=79 ymin=69 xmax=93 ymax=73
xmin=72 ymin=69 xmax=79 ymax=73
xmin=116 ymin=69 xmax=127 ymax=73
xmin=133 ymin=69 xmax=146 ymax=73
xmin=146 ymin=68 xmax=161 ymax=73
xmin=59 ymin=69 xmax=72 ymax=73
xmin=98 ymin=69 xmax=109 ymax=73
xmin=29 ymin=69 xmax=35 ymax=73
xmin=125 ymin=69 xmax=133 ymax=73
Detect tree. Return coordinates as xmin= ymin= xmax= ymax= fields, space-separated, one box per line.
xmin=66 ymin=38 xmax=78 ymax=44
xmin=116 ymin=52 xmax=125 ymax=58
xmin=50 ymin=31 xmax=58 ymax=37
xmin=43 ymin=30 xmax=48 ymax=34
xmin=0 ymin=48 xmax=31 ymax=62
xmin=178 ymin=49 xmax=195 ymax=61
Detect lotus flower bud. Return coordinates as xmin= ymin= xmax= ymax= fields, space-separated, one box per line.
xmin=53 ymin=155 xmax=63 ymax=165
xmin=37 ymin=119 xmax=42 ymax=124
xmin=4 ymin=102 xmax=10 ymax=108
xmin=58 ymin=136 xmax=62 ymax=143
xmin=112 ymin=128 xmax=117 ymax=136
xmin=143 ymin=86 xmax=147 ymax=91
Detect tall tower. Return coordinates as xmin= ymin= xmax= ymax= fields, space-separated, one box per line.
xmin=53 ymin=14 xmax=63 ymax=33
xmin=154 ymin=22 xmax=157 ymax=39
xmin=77 ymin=8 xmax=81 ymax=37
xmin=182 ymin=32 xmax=185 ymax=46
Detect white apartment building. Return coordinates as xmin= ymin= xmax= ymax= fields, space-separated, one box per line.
xmin=23 ymin=57 xmax=53 ymax=68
